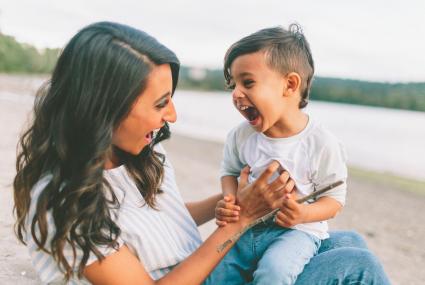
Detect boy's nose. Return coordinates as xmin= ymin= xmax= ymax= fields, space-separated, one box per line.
xmin=232 ymin=88 xmax=245 ymax=99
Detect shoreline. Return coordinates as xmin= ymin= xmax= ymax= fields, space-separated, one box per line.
xmin=348 ymin=166 xmax=425 ymax=196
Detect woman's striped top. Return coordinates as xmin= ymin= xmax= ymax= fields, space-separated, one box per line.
xmin=25 ymin=144 xmax=202 ymax=284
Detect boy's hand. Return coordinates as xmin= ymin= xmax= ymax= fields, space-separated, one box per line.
xmin=215 ymin=194 xmax=241 ymax=226
xmin=274 ymin=193 xmax=309 ymax=228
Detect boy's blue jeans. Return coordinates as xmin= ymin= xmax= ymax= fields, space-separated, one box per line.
xmin=204 ymin=229 xmax=391 ymax=285
xmin=205 ymin=220 xmax=320 ymax=285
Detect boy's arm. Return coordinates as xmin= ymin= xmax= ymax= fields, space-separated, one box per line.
xmin=276 ymin=196 xmax=342 ymax=228
xmin=221 ymin=175 xmax=238 ymax=197
xmin=301 ymin=196 xmax=342 ymax=222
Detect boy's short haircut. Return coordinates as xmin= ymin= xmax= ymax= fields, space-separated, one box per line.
xmin=224 ymin=23 xmax=314 ymax=109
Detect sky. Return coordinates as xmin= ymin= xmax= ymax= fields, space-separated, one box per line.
xmin=0 ymin=0 xmax=424 ymax=82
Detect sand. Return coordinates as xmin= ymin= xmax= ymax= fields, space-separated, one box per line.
xmin=1 ymin=74 xmax=424 ymax=284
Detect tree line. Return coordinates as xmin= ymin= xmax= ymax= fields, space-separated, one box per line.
xmin=178 ymin=67 xmax=425 ymax=112
xmin=1 ymin=33 xmax=424 ymax=112
xmin=0 ymin=33 xmax=60 ymax=73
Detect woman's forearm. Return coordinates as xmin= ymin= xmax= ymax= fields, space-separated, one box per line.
xmin=85 ymin=219 xmax=249 ymax=285
xmin=157 ymin=220 xmax=247 ymax=285
xmin=186 ymin=193 xmax=223 ymax=226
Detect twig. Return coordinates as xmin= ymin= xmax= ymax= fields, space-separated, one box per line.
xmin=217 ymin=180 xmax=344 ymax=252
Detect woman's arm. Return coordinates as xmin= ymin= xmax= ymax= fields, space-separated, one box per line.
xmin=185 ymin=175 xmax=239 ymax=226
xmin=185 ymin=193 xmax=223 ymax=226
xmin=85 ymin=161 xmax=290 ymax=285
xmin=84 ymin=221 xmax=247 ymax=285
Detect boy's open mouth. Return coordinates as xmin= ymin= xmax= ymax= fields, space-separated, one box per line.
xmin=238 ymin=105 xmax=260 ymax=125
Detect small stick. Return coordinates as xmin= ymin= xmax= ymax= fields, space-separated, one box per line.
xmin=217 ymin=180 xmax=344 ymax=252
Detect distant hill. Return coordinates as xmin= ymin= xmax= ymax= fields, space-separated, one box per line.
xmin=179 ymin=67 xmax=425 ymax=112
xmin=310 ymin=77 xmax=425 ymax=112
xmin=1 ymin=33 xmax=424 ymax=112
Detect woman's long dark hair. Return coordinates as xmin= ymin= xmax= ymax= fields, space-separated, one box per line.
xmin=13 ymin=22 xmax=179 ymax=280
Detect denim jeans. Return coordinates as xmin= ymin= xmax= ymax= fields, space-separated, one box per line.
xmin=204 ymin=230 xmax=391 ymax=285
xmin=205 ymin=220 xmax=320 ymax=285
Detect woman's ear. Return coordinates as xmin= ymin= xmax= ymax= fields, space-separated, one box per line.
xmin=285 ymin=72 xmax=302 ymax=95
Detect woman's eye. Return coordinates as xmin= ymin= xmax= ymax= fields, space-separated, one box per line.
xmin=156 ymin=99 xmax=169 ymax=109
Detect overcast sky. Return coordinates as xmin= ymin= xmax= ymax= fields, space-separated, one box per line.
xmin=0 ymin=0 xmax=424 ymax=82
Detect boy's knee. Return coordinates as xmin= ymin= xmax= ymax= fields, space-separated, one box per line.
xmin=253 ymin=263 xmax=298 ymax=285
xmin=253 ymin=268 xmax=297 ymax=285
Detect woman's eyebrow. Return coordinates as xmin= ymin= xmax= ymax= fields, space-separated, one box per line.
xmin=154 ymin=92 xmax=171 ymax=104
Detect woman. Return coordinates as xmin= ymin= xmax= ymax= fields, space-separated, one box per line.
xmin=14 ymin=22 xmax=390 ymax=284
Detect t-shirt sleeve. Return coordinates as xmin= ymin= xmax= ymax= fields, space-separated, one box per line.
xmin=219 ymin=128 xmax=244 ymax=178
xmin=311 ymin=137 xmax=348 ymax=206
xmin=85 ymin=236 xmax=124 ymax=266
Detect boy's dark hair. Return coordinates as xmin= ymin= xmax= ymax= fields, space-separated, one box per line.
xmin=224 ymin=23 xmax=314 ymax=108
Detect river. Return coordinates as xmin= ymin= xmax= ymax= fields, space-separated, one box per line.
xmin=171 ymin=90 xmax=425 ymax=181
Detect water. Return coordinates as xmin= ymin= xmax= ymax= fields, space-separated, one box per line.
xmin=171 ymin=90 xmax=425 ymax=181
xmin=2 ymin=89 xmax=424 ymax=181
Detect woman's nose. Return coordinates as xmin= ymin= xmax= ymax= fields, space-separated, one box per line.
xmin=164 ymin=99 xmax=177 ymax=123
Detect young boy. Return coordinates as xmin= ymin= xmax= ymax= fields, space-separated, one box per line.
xmin=207 ymin=24 xmax=347 ymax=285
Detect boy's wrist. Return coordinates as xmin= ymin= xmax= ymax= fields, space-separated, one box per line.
xmin=300 ymin=203 xmax=311 ymax=223
xmin=222 ymin=189 xmax=237 ymax=197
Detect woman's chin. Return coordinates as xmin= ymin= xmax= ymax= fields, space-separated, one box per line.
xmin=129 ymin=144 xmax=148 ymax=155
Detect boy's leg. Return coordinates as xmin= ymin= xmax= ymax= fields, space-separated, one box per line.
xmin=253 ymin=229 xmax=320 ymax=285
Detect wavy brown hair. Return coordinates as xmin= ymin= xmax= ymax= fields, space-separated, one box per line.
xmin=13 ymin=22 xmax=179 ymax=280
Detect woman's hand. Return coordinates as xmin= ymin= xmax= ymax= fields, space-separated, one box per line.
xmin=236 ymin=161 xmax=295 ymax=225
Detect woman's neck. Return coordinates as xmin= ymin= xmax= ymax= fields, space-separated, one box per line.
xmin=104 ymin=148 xmax=123 ymax=169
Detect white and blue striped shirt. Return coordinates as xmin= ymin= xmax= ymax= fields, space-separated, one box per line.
xmin=25 ymin=145 xmax=202 ymax=284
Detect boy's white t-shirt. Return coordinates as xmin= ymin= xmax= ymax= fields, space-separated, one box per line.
xmin=220 ymin=116 xmax=347 ymax=239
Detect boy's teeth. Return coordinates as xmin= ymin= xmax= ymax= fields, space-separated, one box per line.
xmin=240 ymin=106 xmax=248 ymax=111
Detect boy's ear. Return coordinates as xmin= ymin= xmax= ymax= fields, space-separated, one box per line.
xmin=285 ymin=72 xmax=301 ymax=95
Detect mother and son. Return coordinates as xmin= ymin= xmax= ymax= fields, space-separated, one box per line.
xmin=13 ymin=21 xmax=391 ymax=284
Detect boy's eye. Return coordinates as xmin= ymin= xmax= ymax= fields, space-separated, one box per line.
xmin=243 ymin=80 xmax=254 ymax=88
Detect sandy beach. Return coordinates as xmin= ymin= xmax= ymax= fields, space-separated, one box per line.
xmin=1 ymin=74 xmax=424 ymax=284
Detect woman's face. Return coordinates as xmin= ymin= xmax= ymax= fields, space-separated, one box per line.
xmin=111 ymin=63 xmax=176 ymax=158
